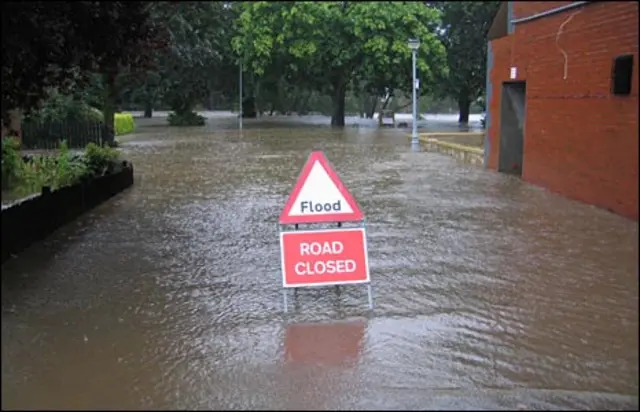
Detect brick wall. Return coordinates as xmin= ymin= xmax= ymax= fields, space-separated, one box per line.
xmin=488 ymin=1 xmax=639 ymax=220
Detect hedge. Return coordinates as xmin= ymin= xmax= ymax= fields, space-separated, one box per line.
xmin=114 ymin=113 xmax=135 ymax=136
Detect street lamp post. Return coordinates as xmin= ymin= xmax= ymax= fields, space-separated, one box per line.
xmin=239 ymin=60 xmax=243 ymax=130
xmin=408 ymin=38 xmax=420 ymax=149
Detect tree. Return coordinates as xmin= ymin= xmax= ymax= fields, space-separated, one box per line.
xmin=96 ymin=2 xmax=239 ymax=124
xmin=1 ymin=1 xmax=166 ymax=140
xmin=430 ymin=1 xmax=500 ymax=124
xmin=250 ymin=53 xmax=320 ymax=117
xmin=129 ymin=1 xmax=239 ymax=123
xmin=233 ymin=1 xmax=446 ymax=127
xmin=117 ymin=70 xmax=164 ymax=118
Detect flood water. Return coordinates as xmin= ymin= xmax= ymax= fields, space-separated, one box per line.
xmin=1 ymin=114 xmax=638 ymax=410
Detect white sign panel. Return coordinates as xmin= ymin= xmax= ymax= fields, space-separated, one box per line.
xmin=288 ymin=161 xmax=353 ymax=216
xmin=279 ymin=151 xmax=364 ymax=224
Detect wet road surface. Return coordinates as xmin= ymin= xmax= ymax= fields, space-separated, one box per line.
xmin=2 ymin=115 xmax=638 ymax=410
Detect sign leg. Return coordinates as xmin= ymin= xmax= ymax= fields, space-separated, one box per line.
xmin=334 ymin=224 xmax=343 ymax=295
xmin=367 ymin=283 xmax=374 ymax=309
xmin=283 ymin=290 xmax=288 ymax=313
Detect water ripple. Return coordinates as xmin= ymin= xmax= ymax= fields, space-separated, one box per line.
xmin=2 ymin=118 xmax=637 ymax=410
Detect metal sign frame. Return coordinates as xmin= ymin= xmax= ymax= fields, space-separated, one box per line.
xmin=278 ymin=220 xmax=374 ymax=313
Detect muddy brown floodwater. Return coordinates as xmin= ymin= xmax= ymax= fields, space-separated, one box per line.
xmin=1 ymin=114 xmax=638 ymax=410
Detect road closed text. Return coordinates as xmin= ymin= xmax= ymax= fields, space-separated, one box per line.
xmin=280 ymin=228 xmax=369 ymax=287
xmin=295 ymin=240 xmax=356 ymax=275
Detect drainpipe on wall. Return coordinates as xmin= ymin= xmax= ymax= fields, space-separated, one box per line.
xmin=484 ymin=42 xmax=493 ymax=168
xmin=507 ymin=1 xmax=515 ymax=33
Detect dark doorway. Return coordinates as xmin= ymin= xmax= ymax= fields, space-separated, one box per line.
xmin=498 ymin=81 xmax=526 ymax=176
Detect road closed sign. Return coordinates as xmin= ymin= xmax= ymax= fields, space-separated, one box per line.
xmin=278 ymin=151 xmax=373 ymax=310
xmin=280 ymin=228 xmax=370 ymax=288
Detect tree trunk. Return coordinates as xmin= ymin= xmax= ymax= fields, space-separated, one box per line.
xmin=298 ymin=92 xmax=312 ymax=116
xmin=458 ymin=95 xmax=471 ymax=124
xmin=330 ymin=84 xmax=347 ymax=127
xmin=143 ymin=100 xmax=153 ymax=118
xmin=290 ymin=92 xmax=301 ymax=115
xmin=102 ymin=71 xmax=117 ymax=146
xmin=381 ymin=93 xmax=392 ymax=110
xmin=209 ymin=90 xmax=215 ymax=110
xmin=242 ymin=96 xmax=257 ymax=118
xmin=366 ymin=96 xmax=378 ymax=119
xmin=254 ymin=81 xmax=262 ymax=117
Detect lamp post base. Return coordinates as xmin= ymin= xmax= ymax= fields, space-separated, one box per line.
xmin=411 ymin=135 xmax=420 ymax=152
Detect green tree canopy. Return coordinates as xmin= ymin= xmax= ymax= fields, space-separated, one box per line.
xmin=233 ymin=1 xmax=446 ymax=126
xmin=153 ymin=1 xmax=237 ymax=116
xmin=430 ymin=1 xmax=500 ymax=123
xmin=117 ymin=1 xmax=239 ymax=122
xmin=1 ymin=1 xmax=164 ymax=120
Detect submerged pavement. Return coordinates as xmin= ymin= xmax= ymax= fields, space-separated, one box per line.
xmin=2 ymin=114 xmax=637 ymax=410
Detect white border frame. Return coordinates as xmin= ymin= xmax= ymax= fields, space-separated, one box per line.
xmin=279 ymin=227 xmax=371 ymax=288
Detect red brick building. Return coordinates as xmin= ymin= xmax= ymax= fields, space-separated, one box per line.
xmin=486 ymin=1 xmax=638 ymax=220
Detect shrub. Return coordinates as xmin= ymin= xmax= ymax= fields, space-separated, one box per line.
xmin=2 ymin=137 xmax=23 ymax=190
xmin=19 ymin=141 xmax=87 ymax=193
xmin=26 ymin=89 xmax=100 ymax=123
xmin=114 ymin=112 xmax=135 ymax=135
xmin=167 ymin=111 xmax=206 ymax=126
xmin=3 ymin=139 xmax=87 ymax=196
xmin=53 ymin=141 xmax=88 ymax=187
xmin=88 ymin=107 xmax=105 ymax=122
xmin=84 ymin=142 xmax=120 ymax=177
xmin=2 ymin=138 xmax=124 ymax=199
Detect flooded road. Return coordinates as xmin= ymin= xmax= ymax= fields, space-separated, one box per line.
xmin=2 ymin=114 xmax=638 ymax=410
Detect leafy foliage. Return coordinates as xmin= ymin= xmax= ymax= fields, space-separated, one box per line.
xmin=114 ymin=113 xmax=135 ymax=135
xmin=429 ymin=1 xmax=500 ymax=123
xmin=24 ymin=89 xmax=104 ymax=124
xmin=148 ymin=2 xmax=239 ymax=116
xmin=1 ymin=137 xmax=23 ymax=190
xmin=21 ymin=90 xmax=134 ymax=141
xmin=1 ymin=2 xmax=167 ymax=118
xmin=108 ymin=2 xmax=239 ymax=120
xmin=2 ymin=140 xmax=86 ymax=196
xmin=84 ymin=143 xmax=120 ymax=176
xmin=2 ymin=139 xmax=121 ymax=198
xmin=233 ymin=1 xmax=446 ymax=126
xmin=167 ymin=112 xmax=206 ymax=127
xmin=3 ymin=0 xmax=495 ymax=129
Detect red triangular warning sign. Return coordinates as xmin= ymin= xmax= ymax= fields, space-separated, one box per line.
xmin=279 ymin=151 xmax=364 ymax=224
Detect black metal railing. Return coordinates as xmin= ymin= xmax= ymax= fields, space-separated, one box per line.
xmin=21 ymin=119 xmax=104 ymax=150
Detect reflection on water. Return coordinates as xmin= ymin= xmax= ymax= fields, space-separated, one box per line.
xmin=284 ymin=320 xmax=366 ymax=367
xmin=1 ymin=113 xmax=637 ymax=410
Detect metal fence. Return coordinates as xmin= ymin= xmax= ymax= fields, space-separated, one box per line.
xmin=20 ymin=119 xmax=104 ymax=150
